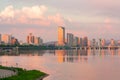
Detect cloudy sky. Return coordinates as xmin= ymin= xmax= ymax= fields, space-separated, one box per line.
xmin=0 ymin=0 xmax=120 ymax=42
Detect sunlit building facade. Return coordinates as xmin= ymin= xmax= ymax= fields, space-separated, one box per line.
xmin=2 ymin=34 xmax=12 ymax=45
xmin=34 ymin=37 xmax=43 ymax=45
xmin=101 ymin=39 xmax=106 ymax=47
xmin=58 ymin=26 xmax=65 ymax=46
xmin=110 ymin=39 xmax=116 ymax=46
xmin=27 ymin=33 xmax=35 ymax=44
xmin=34 ymin=37 xmax=39 ymax=45
xmin=27 ymin=33 xmax=43 ymax=45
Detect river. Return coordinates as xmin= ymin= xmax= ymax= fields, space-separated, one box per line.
xmin=0 ymin=49 xmax=120 ymax=80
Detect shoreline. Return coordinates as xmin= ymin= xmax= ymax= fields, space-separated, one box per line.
xmin=0 ymin=65 xmax=48 ymax=80
xmin=37 ymin=74 xmax=49 ymax=80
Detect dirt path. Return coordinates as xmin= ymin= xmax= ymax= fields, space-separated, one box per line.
xmin=0 ymin=69 xmax=17 ymax=78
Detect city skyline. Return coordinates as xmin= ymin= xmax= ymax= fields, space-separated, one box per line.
xmin=0 ymin=0 xmax=120 ymax=42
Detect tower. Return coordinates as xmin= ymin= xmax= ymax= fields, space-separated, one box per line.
xmin=58 ymin=26 xmax=65 ymax=46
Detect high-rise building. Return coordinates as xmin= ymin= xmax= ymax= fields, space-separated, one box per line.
xmin=87 ymin=40 xmax=91 ymax=47
xmin=0 ymin=34 xmax=1 ymax=44
xmin=67 ymin=33 xmax=74 ymax=47
xmin=73 ymin=36 xmax=79 ymax=47
xmin=39 ymin=38 xmax=43 ymax=45
xmin=34 ymin=37 xmax=39 ymax=45
xmin=34 ymin=37 xmax=43 ymax=45
xmin=27 ymin=33 xmax=35 ymax=44
xmin=101 ymin=39 xmax=106 ymax=47
xmin=27 ymin=33 xmax=43 ymax=45
xmin=58 ymin=26 xmax=65 ymax=46
xmin=78 ymin=38 xmax=82 ymax=47
xmin=92 ymin=39 xmax=96 ymax=47
xmin=98 ymin=38 xmax=106 ymax=47
xmin=110 ymin=39 xmax=115 ymax=46
xmin=11 ymin=37 xmax=19 ymax=45
xmin=2 ymin=34 xmax=12 ymax=45
xmin=82 ymin=36 xmax=88 ymax=47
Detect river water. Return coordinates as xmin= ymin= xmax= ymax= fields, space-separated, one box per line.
xmin=0 ymin=49 xmax=120 ymax=80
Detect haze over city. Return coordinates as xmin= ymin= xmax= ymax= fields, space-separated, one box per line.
xmin=0 ymin=0 xmax=120 ymax=42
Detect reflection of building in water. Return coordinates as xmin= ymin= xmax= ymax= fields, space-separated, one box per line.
xmin=79 ymin=50 xmax=88 ymax=62
xmin=80 ymin=50 xmax=88 ymax=56
xmin=48 ymin=50 xmax=55 ymax=55
xmin=66 ymin=50 xmax=88 ymax=63
xmin=66 ymin=50 xmax=75 ymax=62
xmin=55 ymin=50 xmax=65 ymax=63
xmin=56 ymin=50 xmax=89 ymax=63
xmin=19 ymin=50 xmax=46 ymax=56
xmin=110 ymin=49 xmax=117 ymax=56
xmin=80 ymin=57 xmax=88 ymax=63
xmin=66 ymin=50 xmax=81 ymax=62
xmin=118 ymin=49 xmax=120 ymax=56
xmin=55 ymin=49 xmax=120 ymax=63
xmin=87 ymin=49 xmax=92 ymax=56
xmin=99 ymin=49 xmax=105 ymax=58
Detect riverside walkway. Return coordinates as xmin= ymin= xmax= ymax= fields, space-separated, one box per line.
xmin=0 ymin=69 xmax=17 ymax=78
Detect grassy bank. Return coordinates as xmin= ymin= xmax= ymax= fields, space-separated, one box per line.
xmin=0 ymin=66 xmax=47 ymax=80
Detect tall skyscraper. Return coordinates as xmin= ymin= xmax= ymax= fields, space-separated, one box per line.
xmin=73 ymin=36 xmax=79 ymax=47
xmin=2 ymin=34 xmax=12 ymax=45
xmin=83 ymin=36 xmax=88 ymax=47
xmin=0 ymin=34 xmax=1 ymax=44
xmin=27 ymin=33 xmax=35 ymax=44
xmin=67 ymin=33 xmax=74 ymax=47
xmin=78 ymin=38 xmax=82 ymax=47
xmin=101 ymin=39 xmax=106 ymax=47
xmin=58 ymin=26 xmax=65 ymax=46
xmin=110 ymin=39 xmax=115 ymax=46
xmin=92 ymin=39 xmax=96 ymax=47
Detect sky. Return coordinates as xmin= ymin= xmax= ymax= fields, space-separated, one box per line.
xmin=0 ymin=0 xmax=120 ymax=42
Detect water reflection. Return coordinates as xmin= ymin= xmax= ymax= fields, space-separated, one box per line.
xmin=1 ymin=49 xmax=120 ymax=63
xmin=54 ymin=49 xmax=120 ymax=63
xmin=0 ymin=49 xmax=120 ymax=80
xmin=55 ymin=50 xmax=65 ymax=63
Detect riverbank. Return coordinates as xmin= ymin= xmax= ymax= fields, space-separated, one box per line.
xmin=0 ymin=65 xmax=48 ymax=80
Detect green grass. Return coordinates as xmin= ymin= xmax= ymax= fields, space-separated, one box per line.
xmin=0 ymin=65 xmax=47 ymax=80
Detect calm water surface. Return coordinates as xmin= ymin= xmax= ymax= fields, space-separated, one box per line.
xmin=0 ymin=49 xmax=120 ymax=80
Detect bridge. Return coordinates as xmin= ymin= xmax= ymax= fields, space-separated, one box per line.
xmin=71 ymin=46 xmax=120 ymax=50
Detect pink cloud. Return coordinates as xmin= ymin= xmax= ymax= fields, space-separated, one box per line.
xmin=48 ymin=13 xmax=65 ymax=26
xmin=21 ymin=5 xmax=47 ymax=19
xmin=0 ymin=5 xmax=15 ymax=19
xmin=0 ymin=5 xmax=66 ymax=27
